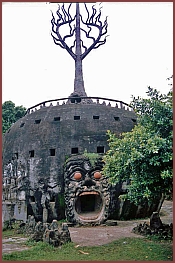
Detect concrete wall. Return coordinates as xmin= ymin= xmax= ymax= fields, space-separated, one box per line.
xmin=2 ymin=102 xmax=137 ymax=223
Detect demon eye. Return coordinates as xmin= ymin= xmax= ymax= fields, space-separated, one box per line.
xmin=93 ymin=171 xmax=102 ymax=179
xmin=73 ymin=172 xmax=82 ymax=180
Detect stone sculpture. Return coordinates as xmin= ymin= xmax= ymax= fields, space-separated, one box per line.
xmin=20 ymin=218 xmax=71 ymax=247
xmin=51 ymin=2 xmax=108 ymax=100
xmin=64 ymin=155 xmax=110 ymax=225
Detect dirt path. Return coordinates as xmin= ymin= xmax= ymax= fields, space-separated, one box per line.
xmin=69 ymin=200 xmax=173 ymax=247
xmin=69 ymin=224 xmax=143 ymax=247
xmin=2 ymin=200 xmax=173 ymax=254
xmin=2 ymin=237 xmax=29 ymax=255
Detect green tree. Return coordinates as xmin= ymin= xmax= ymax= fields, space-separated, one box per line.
xmin=2 ymin=101 xmax=26 ymax=134
xmin=103 ymin=87 xmax=173 ymax=211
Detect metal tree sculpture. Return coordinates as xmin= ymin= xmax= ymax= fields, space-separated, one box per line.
xmin=51 ymin=2 xmax=108 ymax=102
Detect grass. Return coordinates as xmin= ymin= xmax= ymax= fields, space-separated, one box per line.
xmin=2 ymin=221 xmax=173 ymax=261
xmin=2 ymin=237 xmax=173 ymax=261
xmin=2 ymin=225 xmax=24 ymax=239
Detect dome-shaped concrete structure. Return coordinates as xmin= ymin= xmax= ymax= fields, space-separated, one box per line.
xmin=2 ymin=97 xmax=139 ymax=224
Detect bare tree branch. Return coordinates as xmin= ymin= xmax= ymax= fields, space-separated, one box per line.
xmin=51 ymin=3 xmax=108 ymax=60
xmin=50 ymin=3 xmax=108 ymax=99
xmin=51 ymin=4 xmax=76 ymax=59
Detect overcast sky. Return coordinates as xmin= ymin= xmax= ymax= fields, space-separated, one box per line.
xmin=2 ymin=2 xmax=173 ymax=109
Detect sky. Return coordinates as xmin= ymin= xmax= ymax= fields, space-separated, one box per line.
xmin=2 ymin=2 xmax=173 ymax=109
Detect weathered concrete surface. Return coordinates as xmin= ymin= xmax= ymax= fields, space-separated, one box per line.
xmin=2 ymin=102 xmax=137 ymax=224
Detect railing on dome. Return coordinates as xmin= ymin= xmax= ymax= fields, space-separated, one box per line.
xmin=25 ymin=96 xmax=134 ymax=115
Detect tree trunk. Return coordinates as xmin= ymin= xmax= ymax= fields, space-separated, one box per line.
xmin=156 ymin=193 xmax=165 ymax=213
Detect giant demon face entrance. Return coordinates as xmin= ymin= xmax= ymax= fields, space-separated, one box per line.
xmin=75 ymin=192 xmax=103 ymax=220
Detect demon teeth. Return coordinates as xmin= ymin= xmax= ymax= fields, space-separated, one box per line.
xmin=79 ymin=191 xmax=99 ymax=196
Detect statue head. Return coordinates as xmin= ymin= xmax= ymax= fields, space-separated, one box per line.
xmin=64 ymin=154 xmax=110 ymax=225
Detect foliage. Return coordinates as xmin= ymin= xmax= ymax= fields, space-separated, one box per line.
xmin=2 ymin=221 xmax=25 ymax=238
xmin=3 ymin=220 xmax=14 ymax=231
xmin=103 ymin=87 xmax=173 ymax=206
xmin=57 ymin=193 xmax=65 ymax=208
xmin=2 ymin=237 xmax=173 ymax=261
xmin=2 ymin=101 xmax=26 ymax=134
xmin=83 ymin=149 xmax=99 ymax=166
xmin=130 ymin=86 xmax=172 ymax=140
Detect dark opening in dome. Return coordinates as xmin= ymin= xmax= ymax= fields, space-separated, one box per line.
xmin=75 ymin=192 xmax=103 ymax=220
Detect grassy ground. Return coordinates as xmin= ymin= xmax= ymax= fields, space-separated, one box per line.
xmin=2 ymin=224 xmax=25 ymax=239
xmin=2 ymin=237 xmax=173 ymax=261
xmin=2 ymin=220 xmax=173 ymax=261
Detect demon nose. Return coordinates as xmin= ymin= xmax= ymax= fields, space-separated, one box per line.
xmin=82 ymin=177 xmax=96 ymax=187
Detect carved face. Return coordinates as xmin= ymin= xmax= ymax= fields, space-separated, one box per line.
xmin=64 ymin=156 xmax=110 ymax=225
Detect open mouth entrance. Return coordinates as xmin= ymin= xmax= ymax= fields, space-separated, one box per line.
xmin=75 ymin=191 xmax=103 ymax=221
